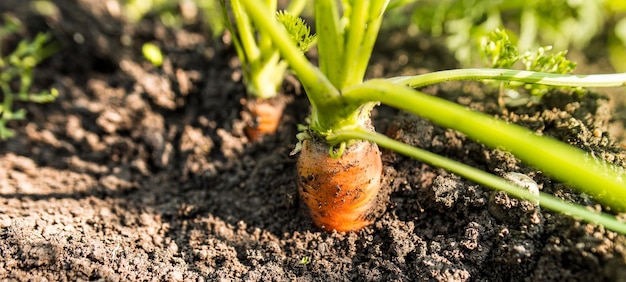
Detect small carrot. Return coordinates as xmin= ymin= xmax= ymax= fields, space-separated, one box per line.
xmin=242 ymin=97 xmax=286 ymax=141
xmin=297 ymin=138 xmax=383 ymax=232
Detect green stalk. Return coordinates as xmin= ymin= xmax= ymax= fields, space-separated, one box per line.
xmin=248 ymin=53 xmax=288 ymax=99
xmin=240 ymin=0 xmax=389 ymax=136
xmin=353 ymin=0 xmax=388 ymax=84
xmin=329 ymin=129 xmax=626 ymax=234
xmin=239 ymin=0 xmax=339 ymax=107
xmin=314 ymin=0 xmax=344 ymax=88
xmin=342 ymin=79 xmax=626 ymax=212
xmin=338 ymin=0 xmax=369 ymax=88
xmin=256 ymin=0 xmax=275 ymax=57
xmin=316 ymin=0 xmax=388 ymax=89
xmin=389 ymin=68 xmax=626 ymax=88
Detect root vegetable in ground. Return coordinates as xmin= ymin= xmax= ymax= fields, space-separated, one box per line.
xmin=297 ymin=139 xmax=382 ymax=232
xmin=239 ymin=0 xmax=626 ymax=234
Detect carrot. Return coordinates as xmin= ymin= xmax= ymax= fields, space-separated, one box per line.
xmin=297 ymin=138 xmax=383 ymax=232
xmin=242 ymin=97 xmax=286 ymax=141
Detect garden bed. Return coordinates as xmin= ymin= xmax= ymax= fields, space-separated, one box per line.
xmin=1 ymin=1 xmax=625 ymax=281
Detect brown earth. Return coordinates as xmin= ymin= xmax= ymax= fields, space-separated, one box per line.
xmin=1 ymin=1 xmax=626 ymax=281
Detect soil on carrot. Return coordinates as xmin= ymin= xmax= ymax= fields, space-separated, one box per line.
xmin=2 ymin=2 xmax=626 ymax=281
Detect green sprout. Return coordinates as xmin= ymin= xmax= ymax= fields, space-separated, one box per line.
xmin=142 ymin=42 xmax=164 ymax=67
xmin=481 ymin=29 xmax=579 ymax=97
xmin=480 ymin=28 xmax=519 ymax=69
xmin=520 ymin=45 xmax=578 ymax=96
xmin=481 ymin=29 xmax=577 ymax=74
xmin=235 ymin=0 xmax=626 ymax=234
xmin=220 ymin=0 xmax=314 ymax=100
xmin=299 ymin=256 xmax=311 ymax=265
xmin=0 ymin=15 xmax=59 ymax=139
xmin=276 ymin=11 xmax=316 ymax=53
xmin=521 ymin=46 xmax=576 ymax=74
xmin=407 ymin=0 xmax=605 ymax=67
xmin=121 ymin=0 xmax=226 ymax=38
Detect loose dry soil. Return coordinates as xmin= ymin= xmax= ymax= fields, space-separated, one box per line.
xmin=1 ymin=1 xmax=626 ymax=281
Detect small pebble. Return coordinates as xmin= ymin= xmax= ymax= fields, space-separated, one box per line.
xmin=503 ymin=172 xmax=540 ymax=205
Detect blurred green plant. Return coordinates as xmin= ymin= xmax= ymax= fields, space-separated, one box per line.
xmin=481 ymin=29 xmax=579 ymax=98
xmin=605 ymin=0 xmax=626 ymax=72
xmin=405 ymin=0 xmax=610 ymax=67
xmin=121 ymin=0 xmax=225 ymax=38
xmin=141 ymin=42 xmax=163 ymax=66
xmin=0 ymin=15 xmax=59 ymax=139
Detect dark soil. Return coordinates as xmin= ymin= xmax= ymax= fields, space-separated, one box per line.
xmin=2 ymin=1 xmax=626 ymax=281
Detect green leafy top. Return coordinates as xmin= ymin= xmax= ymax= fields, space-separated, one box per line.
xmin=409 ymin=0 xmax=604 ymax=67
xmin=480 ymin=29 xmax=578 ymax=96
xmin=481 ymin=29 xmax=577 ymax=74
xmin=276 ymin=11 xmax=316 ymax=53
xmin=480 ymin=28 xmax=519 ymax=69
xmin=315 ymin=0 xmax=389 ymax=90
xmin=521 ymin=46 xmax=576 ymax=74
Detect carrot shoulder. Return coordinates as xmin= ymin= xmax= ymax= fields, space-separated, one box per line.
xmin=242 ymin=97 xmax=286 ymax=141
xmin=297 ymin=139 xmax=383 ymax=232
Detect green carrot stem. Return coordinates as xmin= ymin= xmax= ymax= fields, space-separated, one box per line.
xmin=230 ymin=0 xmax=260 ymax=63
xmin=339 ymin=0 xmax=369 ymax=88
xmin=389 ymin=69 xmax=626 ymax=88
xmin=314 ymin=0 xmax=344 ymax=88
xmin=342 ymin=79 xmax=626 ymax=212
xmin=353 ymin=1 xmax=388 ymax=85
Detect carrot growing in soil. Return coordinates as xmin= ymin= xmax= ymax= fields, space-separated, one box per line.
xmin=297 ymin=138 xmax=382 ymax=232
xmin=237 ymin=0 xmax=626 ymax=234
xmin=293 ymin=0 xmax=388 ymax=232
xmin=219 ymin=0 xmax=314 ymax=141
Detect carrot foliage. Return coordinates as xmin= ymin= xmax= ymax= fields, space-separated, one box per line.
xmin=219 ymin=0 xmax=313 ymax=99
xmin=0 ymin=15 xmax=59 ymax=139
